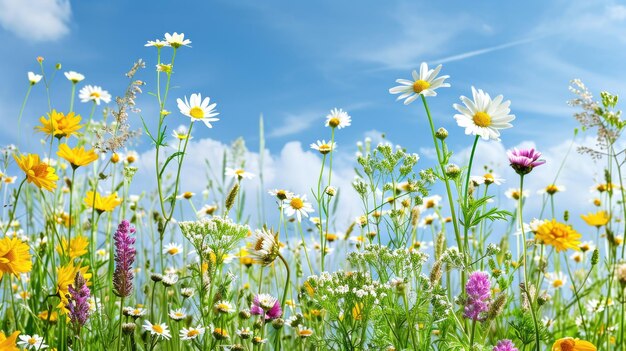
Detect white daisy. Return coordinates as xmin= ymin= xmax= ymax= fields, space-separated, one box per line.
xmin=237 ymin=327 xmax=252 ymax=339
xmin=389 ymin=62 xmax=450 ymax=104
xmin=283 ymin=194 xmax=314 ymax=222
xmin=225 ymin=167 xmax=254 ymax=180
xmin=420 ymin=195 xmax=442 ymax=211
xmin=471 ymin=173 xmax=504 ymax=186
xmin=28 ymin=72 xmax=42 ymax=85
xmin=162 ymin=273 xmax=179 ymax=286
xmin=578 ymin=241 xmax=596 ymax=253
xmin=249 ymin=228 xmax=279 ymax=265
xmin=196 ymin=204 xmax=218 ymax=217
xmin=164 ymin=32 xmax=191 ymax=48
xmin=17 ymin=334 xmax=48 ymax=349
xmin=545 ymin=271 xmax=567 ymax=290
xmin=176 ymin=191 xmax=195 ymax=200
xmin=537 ymin=184 xmax=566 ymax=195
xmin=124 ymin=306 xmax=147 ymax=318
xmin=168 ymin=308 xmax=187 ymax=321
xmin=64 ymin=71 xmax=85 ymax=83
xmin=268 ymin=189 xmax=294 ymax=201
xmin=504 ymin=188 xmax=529 ymax=200
xmin=453 ymin=87 xmax=515 ymax=141
xmin=163 ymin=242 xmax=183 ymax=256
xmin=310 ymin=140 xmax=336 ymax=155
xmin=325 ymin=108 xmax=351 ymax=129
xmin=297 ymin=326 xmax=314 ymax=338
xmin=145 ymin=39 xmax=170 ymax=48
xmin=172 ymin=124 xmax=193 ymax=140
xmin=214 ymin=300 xmax=235 ymax=314
xmin=570 ymin=252 xmax=583 ymax=263
xmin=79 ymin=85 xmax=112 ymax=105
xmin=143 ymin=320 xmax=172 ymax=339
xmin=125 ymin=151 xmax=139 ymax=163
xmin=180 ymin=325 xmax=205 ymax=340
xmin=177 ymin=93 xmax=219 ymax=128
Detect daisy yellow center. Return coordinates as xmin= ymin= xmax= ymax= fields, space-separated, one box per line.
xmin=546 ymin=184 xmax=559 ymax=194
xmin=175 ymin=312 xmax=184 ymax=317
xmin=218 ymin=303 xmax=229 ymax=311
xmin=133 ymin=309 xmax=141 ymax=315
xmin=426 ymin=200 xmax=435 ymax=209
xmin=319 ymin=144 xmax=332 ymax=153
xmin=187 ymin=330 xmax=200 ymax=337
xmin=167 ymin=248 xmax=179 ymax=255
xmin=235 ymin=169 xmax=245 ymax=176
xmin=473 ymin=111 xmax=491 ymax=127
xmin=328 ymin=117 xmax=340 ymax=128
xmin=412 ymin=80 xmax=430 ymax=93
xmin=152 ymin=324 xmax=164 ymax=334
xmin=90 ymin=92 xmax=101 ymax=98
xmin=189 ymin=106 xmax=204 ymax=119
xmin=28 ymin=338 xmax=37 ymax=345
xmin=552 ymin=279 xmax=564 ymax=288
xmin=511 ymin=191 xmax=521 ymax=200
xmin=484 ymin=173 xmax=494 ymax=184
xmin=183 ymin=192 xmax=193 ymax=199
xmin=290 ymin=197 xmax=304 ymax=210
xmin=299 ymin=330 xmax=313 ymax=336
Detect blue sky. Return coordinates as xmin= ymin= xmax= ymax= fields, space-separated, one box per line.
xmin=0 ymin=0 xmax=624 ymax=230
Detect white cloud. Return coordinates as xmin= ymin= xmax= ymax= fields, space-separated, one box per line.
xmin=267 ymin=111 xmax=321 ymax=138
xmin=0 ymin=0 xmax=71 ymax=41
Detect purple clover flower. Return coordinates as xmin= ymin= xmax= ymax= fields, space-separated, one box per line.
xmin=493 ymin=339 xmax=519 ymax=351
xmin=250 ymin=293 xmax=282 ymax=320
xmin=507 ymin=148 xmax=546 ymax=175
xmin=67 ymin=271 xmax=90 ymax=327
xmin=464 ymin=271 xmax=491 ymax=321
xmin=113 ymin=220 xmax=136 ymax=297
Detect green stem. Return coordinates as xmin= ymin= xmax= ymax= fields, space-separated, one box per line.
xmin=4 ymin=178 xmax=26 ymax=234
xmin=17 ymin=84 xmax=33 ymax=139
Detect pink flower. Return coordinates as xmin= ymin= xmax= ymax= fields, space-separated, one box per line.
xmin=464 ymin=271 xmax=491 ymax=321
xmin=493 ymin=339 xmax=519 ymax=351
xmin=507 ymin=147 xmax=546 ymax=175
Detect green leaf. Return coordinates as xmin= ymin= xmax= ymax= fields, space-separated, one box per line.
xmin=159 ymin=151 xmax=184 ymax=178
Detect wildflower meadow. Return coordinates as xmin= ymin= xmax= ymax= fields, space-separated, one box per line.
xmin=0 ymin=25 xmax=625 ymax=351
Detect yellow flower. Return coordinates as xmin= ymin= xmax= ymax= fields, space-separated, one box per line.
xmin=580 ymin=211 xmax=610 ymax=228
xmin=56 ymin=236 xmax=89 ymax=259
xmin=84 ymin=191 xmax=122 ymax=213
xmin=38 ymin=310 xmax=59 ymax=323
xmin=534 ymin=219 xmax=582 ymax=252
xmin=13 ymin=153 xmax=58 ymax=191
xmin=36 ymin=110 xmax=83 ymax=139
xmin=552 ymin=337 xmax=596 ymax=351
xmin=56 ymin=263 xmax=92 ymax=313
xmin=0 ymin=237 xmax=32 ymax=279
xmin=0 ymin=330 xmax=20 ymax=351
xmin=57 ymin=144 xmax=98 ymax=169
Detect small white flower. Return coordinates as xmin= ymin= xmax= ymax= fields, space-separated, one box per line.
xmin=64 ymin=71 xmax=85 ymax=83
xmin=168 ymin=308 xmax=187 ymax=321
xmin=164 ymin=32 xmax=191 ymax=48
xmin=17 ymin=334 xmax=48 ymax=349
xmin=180 ymin=325 xmax=205 ymax=340
xmin=325 ymin=108 xmax=351 ymax=129
xmin=145 ymin=39 xmax=170 ymax=48
xmin=162 ymin=273 xmax=179 ymax=286
xmin=163 ymin=242 xmax=183 ymax=256
xmin=389 ymin=62 xmax=450 ymax=104
xmin=28 ymin=72 xmax=42 ymax=85
xmin=544 ymin=271 xmax=567 ymax=290
xmin=214 ymin=300 xmax=235 ymax=314
xmin=310 ymin=140 xmax=336 ymax=155
xmin=225 ymin=167 xmax=254 ymax=180
xmin=143 ymin=320 xmax=172 ymax=339
xmin=268 ymin=189 xmax=294 ymax=201
xmin=79 ymin=85 xmax=112 ymax=105
xmin=283 ymin=194 xmax=314 ymax=222
xmin=172 ymin=124 xmax=193 ymax=140
xmin=177 ymin=93 xmax=219 ymax=128
xmin=504 ymin=188 xmax=529 ymax=200
xmin=249 ymin=228 xmax=279 ymax=265
xmin=453 ymin=87 xmax=515 ymax=141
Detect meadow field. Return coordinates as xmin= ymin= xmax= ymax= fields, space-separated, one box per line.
xmin=0 ymin=30 xmax=624 ymax=351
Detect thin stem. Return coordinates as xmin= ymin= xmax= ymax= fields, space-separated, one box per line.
xmin=4 ymin=178 xmax=26 ymax=234
xmin=17 ymin=84 xmax=33 ymax=139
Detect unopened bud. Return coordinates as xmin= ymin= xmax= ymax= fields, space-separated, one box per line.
xmin=435 ymin=127 xmax=448 ymax=140
xmin=445 ymin=164 xmax=461 ymax=179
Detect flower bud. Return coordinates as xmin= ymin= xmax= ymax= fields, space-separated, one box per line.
xmin=435 ymin=127 xmax=448 ymax=140
xmin=445 ymin=164 xmax=461 ymax=179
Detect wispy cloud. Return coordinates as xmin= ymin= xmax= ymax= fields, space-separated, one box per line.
xmin=431 ymin=36 xmax=544 ymax=65
xmin=0 ymin=0 xmax=71 ymax=41
xmin=267 ymin=111 xmax=321 ymax=138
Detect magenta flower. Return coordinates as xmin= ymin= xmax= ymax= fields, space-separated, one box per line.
xmin=67 ymin=271 xmax=90 ymax=328
xmin=493 ymin=339 xmax=519 ymax=351
xmin=507 ymin=147 xmax=546 ymax=175
xmin=464 ymin=271 xmax=491 ymax=321
xmin=250 ymin=293 xmax=282 ymax=320
xmin=113 ymin=220 xmax=136 ymax=298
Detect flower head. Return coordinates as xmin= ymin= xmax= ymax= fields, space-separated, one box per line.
xmin=67 ymin=271 xmax=91 ymax=327
xmin=464 ymin=271 xmax=491 ymax=321
xmin=310 ymin=140 xmax=336 ymax=155
xmin=325 ymin=108 xmax=351 ymax=129
xmin=249 ymin=228 xmax=280 ymax=265
xmin=17 ymin=334 xmax=47 ymax=350
xmin=163 ymin=242 xmax=182 ymax=256
xmin=164 ymin=32 xmax=191 ymax=48
xmin=143 ymin=321 xmax=171 ymax=340
xmin=79 ymin=85 xmax=112 ymax=105
xmin=0 ymin=330 xmax=20 ymax=350
xmin=113 ymin=220 xmax=136 ymax=297
xmin=57 ymin=263 xmax=91 ymax=314
xmin=507 ymin=148 xmax=546 ymax=175
xmin=283 ymin=194 xmax=314 ymax=222
xmin=14 ymin=153 xmax=58 ymax=191
xmin=545 ymin=271 xmax=567 ymax=290
xmin=180 ymin=325 xmax=205 ymax=340
xmin=225 ymin=167 xmax=254 ymax=180
xmin=538 ymin=184 xmax=565 ymax=195
xmin=551 ymin=337 xmax=596 ymax=351
xmin=56 ymin=235 xmax=89 ymax=259
xmin=580 ymin=210 xmax=610 ymax=228
xmin=0 ymin=237 xmax=32 ymax=279
xmin=251 ymin=294 xmax=282 ymax=320
xmin=64 ymin=71 xmax=85 ymax=83
xmin=389 ymin=62 xmax=450 ymax=104
xmin=453 ymin=87 xmax=514 ymax=141
xmin=28 ymin=72 xmax=42 ymax=85
xmin=172 ymin=125 xmax=192 ymax=140
xmin=84 ymin=191 xmax=122 ymax=213
xmin=177 ymin=93 xmax=219 ymax=128
xmin=493 ymin=339 xmax=518 ymax=351
xmin=57 ymin=144 xmax=98 ymax=169
xmin=268 ymin=189 xmax=294 ymax=201
xmin=535 ymin=219 xmax=581 ymax=252
xmin=36 ymin=110 xmax=83 ymax=139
